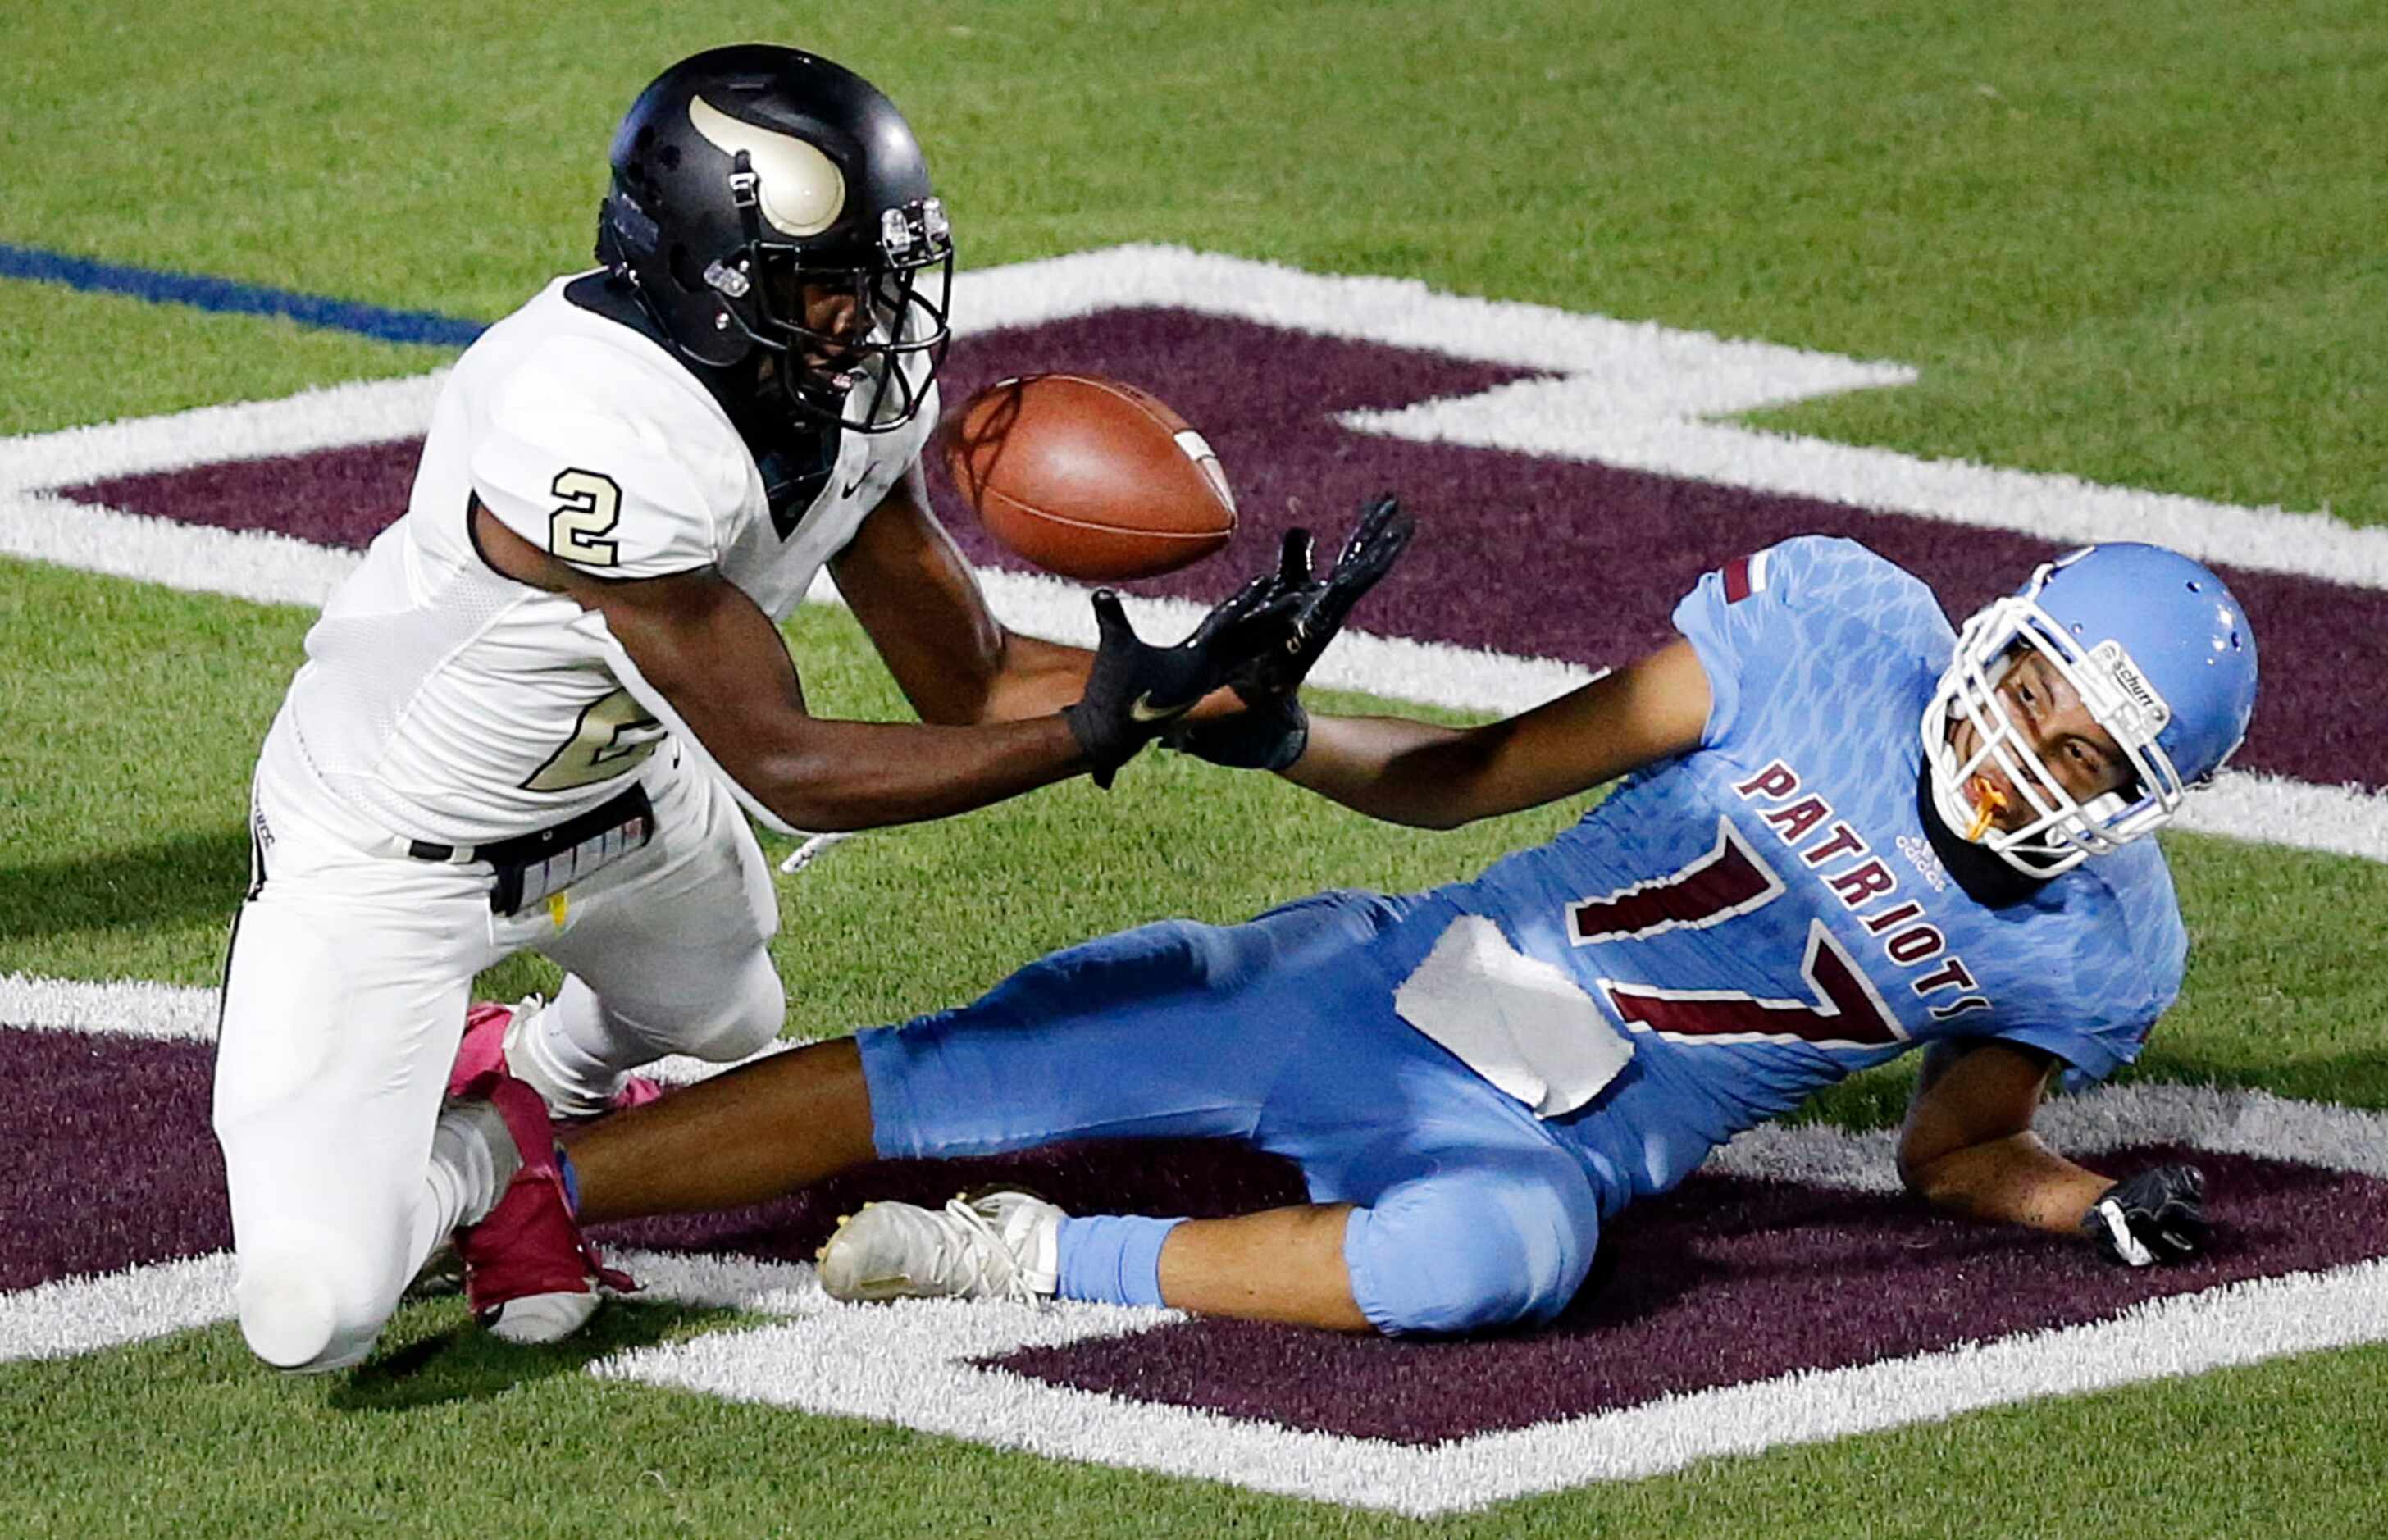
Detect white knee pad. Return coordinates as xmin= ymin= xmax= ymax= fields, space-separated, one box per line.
xmin=234 ymin=1238 xmax=390 ymax=1374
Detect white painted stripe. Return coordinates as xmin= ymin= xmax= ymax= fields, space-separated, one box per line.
xmin=2170 ymin=767 xmax=2388 ymax=863
xmin=968 ymin=246 xmax=2376 ymax=588
xmin=0 ymin=1253 xmax=235 ymax=1363
xmin=1343 ymin=400 xmax=2388 ymax=592
xmin=0 ymin=489 xmax=362 ymax=608
xmin=593 ymin=1242 xmax=2388 ymax=1516
xmin=0 ymin=972 xmax=221 ymax=1041
xmin=0 ymin=372 xmax=446 ymax=493
xmin=1388 ymin=1257 xmax=2388 ymax=1513
xmin=0 ymin=971 xmax=795 ymax=1082
xmin=954 ymin=244 xmax=1920 ymax=411
xmin=12 ymin=1238 xmax=2381 ymax=1513
xmin=5 ymin=244 xmax=2369 ymax=590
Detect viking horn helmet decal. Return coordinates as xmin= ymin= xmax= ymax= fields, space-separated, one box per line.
xmin=688 ymin=94 xmax=845 ymax=237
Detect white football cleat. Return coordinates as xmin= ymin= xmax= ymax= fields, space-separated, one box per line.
xmin=818 ymin=1191 xmax=1064 ymax=1304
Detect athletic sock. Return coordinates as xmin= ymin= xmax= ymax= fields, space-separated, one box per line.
xmin=507 ymin=983 xmax=630 ymax=1119
xmin=1055 ymin=1214 xmax=1184 ymax=1309
xmin=412 ymin=1098 xmax=523 ymax=1265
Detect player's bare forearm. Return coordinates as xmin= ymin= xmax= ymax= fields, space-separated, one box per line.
xmin=836 ymin=471 xmax=1106 ymax=727
xmin=625 ymin=581 xmax=1086 ymax=827
xmin=1900 ymin=1130 xmax=2116 ymax=1235
xmin=475 ymin=503 xmax=1093 ymax=827
xmin=727 ymin=712 xmax=1089 ymax=830
xmin=1897 ymin=1036 xmax=2117 ymax=1237
xmin=1284 ymin=713 xmax=1496 ymax=828
xmin=972 ymin=629 xmax=1095 ymax=722
xmin=1283 ymin=640 xmax=1714 ymax=829
xmin=649 ymin=613 xmax=1090 ymax=827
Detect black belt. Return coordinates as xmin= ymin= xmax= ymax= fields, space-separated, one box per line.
xmin=408 ymin=782 xmax=655 ymax=915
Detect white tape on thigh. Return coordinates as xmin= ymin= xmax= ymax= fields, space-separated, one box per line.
xmin=1392 ymin=915 xmax=1632 ymax=1119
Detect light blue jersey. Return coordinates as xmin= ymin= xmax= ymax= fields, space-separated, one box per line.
xmin=1430 ymin=536 xmax=2185 ymax=1204
xmin=861 ymin=536 xmax=2189 ymax=1332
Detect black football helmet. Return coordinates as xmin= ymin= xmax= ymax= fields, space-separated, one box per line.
xmin=595 ymin=45 xmax=954 ymax=434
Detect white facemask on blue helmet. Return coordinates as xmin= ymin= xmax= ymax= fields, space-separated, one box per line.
xmin=1921 ymin=543 xmax=2259 ymax=879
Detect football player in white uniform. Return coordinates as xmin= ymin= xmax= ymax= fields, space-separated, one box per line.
xmin=212 ymin=44 xmax=1319 ymax=1373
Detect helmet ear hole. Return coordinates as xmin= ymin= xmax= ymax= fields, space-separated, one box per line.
xmin=667 ymin=242 xmax=704 ymax=295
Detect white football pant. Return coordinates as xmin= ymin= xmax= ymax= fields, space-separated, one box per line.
xmin=212 ymin=721 xmax=782 ymax=1371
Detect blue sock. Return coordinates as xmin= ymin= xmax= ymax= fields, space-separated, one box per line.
xmin=1055 ymin=1214 xmax=1185 ymax=1308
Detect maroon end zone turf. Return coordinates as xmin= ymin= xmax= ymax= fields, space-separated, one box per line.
xmin=11 ymin=1030 xmax=2388 ymax=1450
xmin=0 ymin=1029 xmax=226 ymax=1291
xmin=982 ymin=1146 xmax=2387 ymax=1445
xmin=55 ymin=307 xmax=2379 ymax=793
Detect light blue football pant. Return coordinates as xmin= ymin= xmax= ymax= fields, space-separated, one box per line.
xmin=859 ymin=891 xmax=1607 ymax=1335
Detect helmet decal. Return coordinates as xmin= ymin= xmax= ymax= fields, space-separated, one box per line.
xmin=2085 ymin=639 xmax=2171 ymax=743
xmin=687 ymin=95 xmax=846 ymax=238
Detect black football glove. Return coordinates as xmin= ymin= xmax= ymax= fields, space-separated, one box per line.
xmin=2080 ymin=1164 xmax=2209 ymax=1267
xmin=1240 ymin=492 xmax=1415 ymax=699
xmin=1163 ymin=690 xmax=1310 ymax=772
xmin=1164 ymin=494 xmax=1413 ymax=772
xmin=1061 ymin=577 xmax=1305 ymax=788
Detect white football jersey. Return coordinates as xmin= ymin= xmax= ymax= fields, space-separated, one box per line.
xmin=272 ymin=273 xmax=937 ymax=846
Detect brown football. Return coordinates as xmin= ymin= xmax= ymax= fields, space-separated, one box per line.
xmin=940 ymin=373 xmax=1237 ymax=581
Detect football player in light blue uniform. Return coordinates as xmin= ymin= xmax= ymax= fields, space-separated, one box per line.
xmin=531 ymin=511 xmax=2257 ymax=1337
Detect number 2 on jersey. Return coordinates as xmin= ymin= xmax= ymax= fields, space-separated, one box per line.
xmin=523 ymin=686 xmax=662 ymax=792
xmin=549 ymin=469 xmax=622 ymax=566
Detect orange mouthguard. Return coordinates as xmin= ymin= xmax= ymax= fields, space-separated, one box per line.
xmin=1963 ymin=779 xmax=2009 ymax=842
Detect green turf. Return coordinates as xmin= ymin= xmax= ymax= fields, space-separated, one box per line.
xmin=3 ymin=0 xmax=2382 ymax=517
xmin=7 ymin=0 xmax=2386 ymax=1531
xmin=4 ymin=1305 xmax=2386 ymax=1538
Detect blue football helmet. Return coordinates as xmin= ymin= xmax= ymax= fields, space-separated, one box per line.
xmin=1921 ymin=543 xmax=2259 ymax=877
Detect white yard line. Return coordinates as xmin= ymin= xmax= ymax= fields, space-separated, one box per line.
xmin=0 ymin=1253 xmax=235 ymax=1363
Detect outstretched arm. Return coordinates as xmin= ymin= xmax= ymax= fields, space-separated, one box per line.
xmin=476 ymin=497 xmax=1085 ymax=831
xmin=831 ymin=466 xmax=1094 ymax=727
xmin=1281 ymin=637 xmax=1715 ymax=829
xmin=476 ymin=462 xmax=1306 ymax=827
